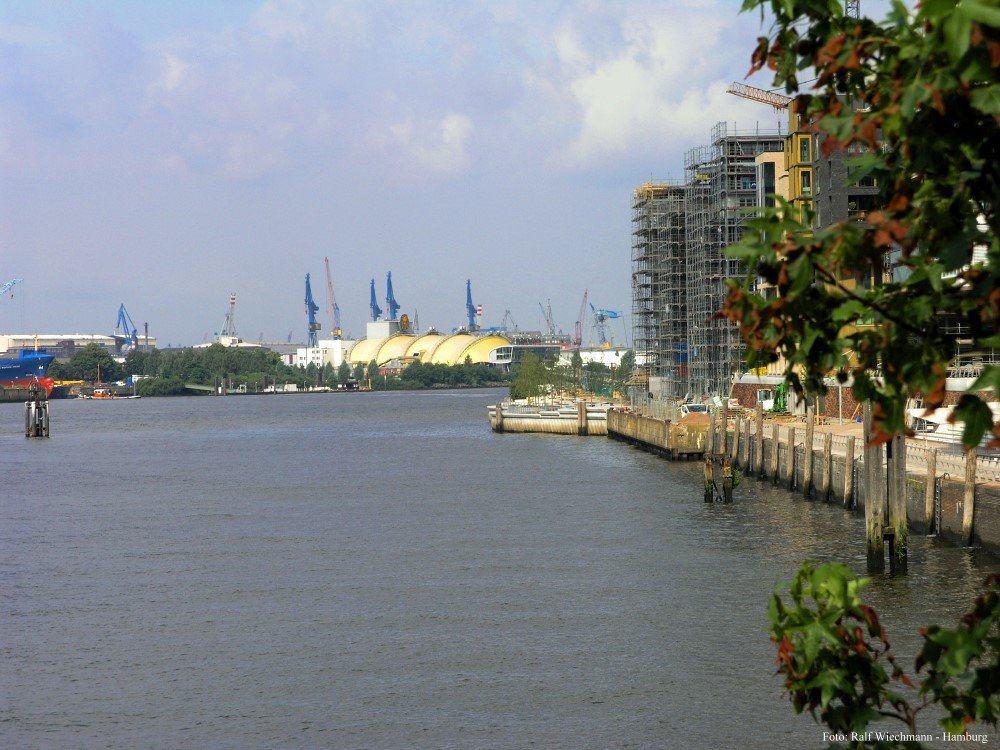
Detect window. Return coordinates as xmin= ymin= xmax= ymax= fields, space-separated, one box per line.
xmin=798 ymin=136 xmax=811 ymax=163
xmin=801 ymin=169 xmax=812 ymax=195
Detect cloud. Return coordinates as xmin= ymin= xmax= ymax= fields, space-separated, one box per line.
xmin=543 ymin=3 xmax=768 ymax=170
xmin=388 ymin=113 xmax=474 ymax=174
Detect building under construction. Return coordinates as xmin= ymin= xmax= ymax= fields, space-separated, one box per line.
xmin=631 ymin=122 xmax=785 ymax=400
xmin=631 ymin=182 xmax=687 ymax=399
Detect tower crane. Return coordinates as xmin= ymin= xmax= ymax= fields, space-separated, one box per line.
xmin=727 ymin=0 xmax=860 ymax=108
xmin=590 ymin=303 xmax=622 ymax=347
xmin=305 ymin=274 xmax=320 ymax=347
xmin=538 ymin=300 xmax=556 ymax=337
xmin=385 ymin=272 xmax=401 ymax=321
xmin=369 ymin=279 xmax=383 ymax=321
xmin=725 ymin=81 xmax=792 ymax=111
xmin=500 ymin=309 xmax=517 ymax=333
xmin=324 ymin=256 xmax=342 ymax=339
xmin=573 ymin=289 xmax=588 ymax=347
xmin=115 ymin=303 xmax=140 ymax=351
xmin=465 ymin=279 xmax=479 ymax=331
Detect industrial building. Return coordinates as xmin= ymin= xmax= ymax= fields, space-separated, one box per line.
xmin=346 ymin=319 xmax=512 ymax=369
xmin=0 ymin=333 xmax=158 ymax=360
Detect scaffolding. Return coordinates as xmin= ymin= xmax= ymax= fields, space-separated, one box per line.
xmin=684 ymin=122 xmax=785 ymax=397
xmin=631 ymin=182 xmax=688 ymax=398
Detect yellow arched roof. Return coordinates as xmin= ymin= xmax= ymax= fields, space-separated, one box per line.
xmin=348 ymin=337 xmax=383 ymax=366
xmin=428 ymin=334 xmax=477 ymax=365
xmin=458 ymin=334 xmax=511 ymax=365
xmin=376 ymin=334 xmax=415 ymax=365
xmin=404 ymin=333 xmax=446 ymax=362
xmin=350 ymin=332 xmax=511 ymax=367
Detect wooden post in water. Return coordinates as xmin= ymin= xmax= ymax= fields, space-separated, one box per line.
xmin=887 ymin=433 xmax=907 ymax=573
xmin=821 ymin=432 xmax=832 ymax=503
xmin=577 ymin=401 xmax=588 ymax=436
xmin=709 ymin=412 xmax=717 ymax=455
xmin=731 ymin=415 xmax=741 ymax=465
xmin=755 ymin=404 xmax=764 ymax=477
xmin=844 ymin=435 xmax=856 ymax=509
xmin=494 ymin=403 xmax=504 ymax=433
xmin=770 ymin=423 xmax=780 ymax=484
xmin=803 ymin=405 xmax=815 ymax=498
xmin=963 ymin=449 xmax=976 ymax=546
xmin=722 ymin=457 xmax=734 ymax=503
xmin=720 ymin=401 xmax=729 ymax=459
xmin=743 ymin=416 xmax=751 ymax=469
xmin=925 ymin=448 xmax=937 ymax=534
xmin=704 ymin=456 xmax=714 ymax=503
xmin=863 ymin=402 xmax=885 ymax=573
xmin=786 ymin=426 xmax=796 ymax=491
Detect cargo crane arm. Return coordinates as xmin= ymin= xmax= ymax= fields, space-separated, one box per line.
xmin=538 ymin=300 xmax=556 ymax=336
xmin=324 ymin=256 xmax=342 ymax=338
xmin=465 ymin=280 xmax=480 ymax=331
xmin=725 ymin=82 xmax=792 ymax=111
xmin=305 ymin=274 xmax=321 ymax=347
xmin=573 ymin=289 xmax=588 ymax=347
xmin=369 ymin=279 xmax=383 ymax=321
xmin=115 ymin=303 xmax=139 ymax=351
xmin=0 ymin=278 xmax=22 ymax=298
xmin=386 ymin=272 xmax=401 ymax=321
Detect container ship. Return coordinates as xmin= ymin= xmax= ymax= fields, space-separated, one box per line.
xmin=0 ymin=349 xmax=55 ymax=402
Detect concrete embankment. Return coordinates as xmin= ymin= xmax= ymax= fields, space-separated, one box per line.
xmin=607 ymin=407 xmax=1000 ymax=558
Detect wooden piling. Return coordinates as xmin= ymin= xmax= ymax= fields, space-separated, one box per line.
xmin=577 ymin=401 xmax=588 ymax=436
xmin=863 ymin=403 xmax=885 ymax=573
xmin=743 ymin=416 xmax=752 ymax=470
xmin=770 ymin=423 xmax=780 ymax=484
xmin=925 ymin=448 xmax=937 ymax=534
xmin=709 ymin=412 xmax=717 ymax=455
xmin=720 ymin=401 xmax=729 ymax=457
xmin=494 ymin=403 xmax=504 ymax=433
xmin=887 ymin=433 xmax=907 ymax=573
xmin=821 ymin=432 xmax=832 ymax=503
xmin=731 ymin=415 xmax=740 ymax=464
xmin=755 ymin=405 xmax=764 ymax=477
xmin=963 ymin=448 xmax=976 ymax=546
xmin=704 ymin=456 xmax=714 ymax=503
xmin=803 ymin=406 xmax=815 ymax=497
xmin=786 ymin=426 xmax=796 ymax=491
xmin=844 ymin=435 xmax=856 ymax=509
xmin=722 ymin=458 xmax=733 ymax=503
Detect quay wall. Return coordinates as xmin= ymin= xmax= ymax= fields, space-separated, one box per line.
xmin=608 ymin=409 xmax=1000 ymax=558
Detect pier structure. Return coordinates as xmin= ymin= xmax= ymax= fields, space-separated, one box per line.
xmin=604 ymin=403 xmax=1000 ymax=561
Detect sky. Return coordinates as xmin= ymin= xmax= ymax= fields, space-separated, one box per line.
xmin=0 ymin=0 xmax=881 ymax=347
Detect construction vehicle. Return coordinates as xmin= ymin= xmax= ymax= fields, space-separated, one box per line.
xmin=304 ymin=274 xmax=320 ymax=347
xmin=324 ymin=257 xmax=342 ymax=339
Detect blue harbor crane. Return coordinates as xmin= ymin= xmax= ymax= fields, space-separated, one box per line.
xmin=0 ymin=278 xmax=22 ymax=298
xmin=305 ymin=274 xmax=321 ymax=347
xmin=590 ymin=303 xmax=621 ymax=347
xmin=385 ymin=272 xmax=401 ymax=321
xmin=115 ymin=303 xmax=139 ymax=351
xmin=465 ymin=279 xmax=479 ymax=331
xmin=369 ymin=278 xmax=383 ymax=321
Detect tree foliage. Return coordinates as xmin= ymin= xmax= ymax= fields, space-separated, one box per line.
xmin=724 ymin=0 xmax=1000 ymax=446
xmin=771 ymin=562 xmax=1000 ymax=747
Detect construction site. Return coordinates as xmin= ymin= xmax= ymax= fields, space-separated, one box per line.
xmin=632 ymin=122 xmax=785 ymax=401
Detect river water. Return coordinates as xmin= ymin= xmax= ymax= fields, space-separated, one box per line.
xmin=2 ymin=388 xmax=997 ymax=749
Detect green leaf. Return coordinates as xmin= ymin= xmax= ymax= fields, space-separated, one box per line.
xmin=960 ymin=0 xmax=1000 ymax=26
xmin=943 ymin=9 xmax=973 ymax=61
xmin=971 ymin=366 xmax=1000 ymax=395
xmin=954 ymin=394 xmax=994 ymax=448
xmin=970 ymin=85 xmax=1000 ymax=115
